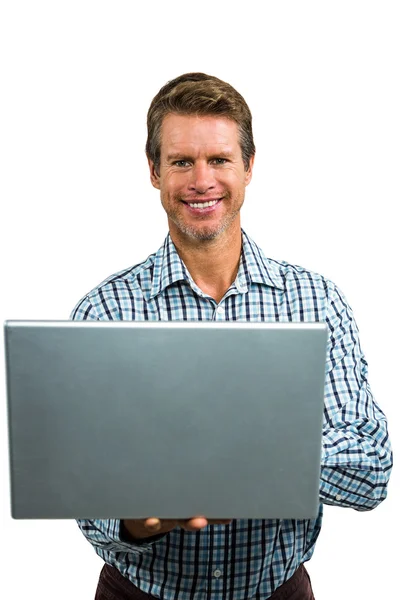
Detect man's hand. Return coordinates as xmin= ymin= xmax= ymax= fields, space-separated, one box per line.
xmin=123 ymin=517 xmax=232 ymax=540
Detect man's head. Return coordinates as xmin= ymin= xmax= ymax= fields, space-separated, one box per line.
xmin=146 ymin=73 xmax=255 ymax=243
xmin=146 ymin=72 xmax=255 ymax=176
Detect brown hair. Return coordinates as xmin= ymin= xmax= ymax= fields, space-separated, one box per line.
xmin=146 ymin=72 xmax=256 ymax=174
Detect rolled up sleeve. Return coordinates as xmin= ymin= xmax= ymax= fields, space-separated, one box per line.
xmin=319 ymin=281 xmax=393 ymax=510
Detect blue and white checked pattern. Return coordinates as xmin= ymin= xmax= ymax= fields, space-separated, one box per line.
xmin=71 ymin=230 xmax=392 ymax=600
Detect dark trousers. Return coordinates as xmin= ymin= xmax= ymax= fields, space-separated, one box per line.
xmin=95 ymin=562 xmax=315 ymax=599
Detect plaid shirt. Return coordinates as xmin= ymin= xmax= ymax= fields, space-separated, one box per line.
xmin=71 ymin=230 xmax=392 ymax=600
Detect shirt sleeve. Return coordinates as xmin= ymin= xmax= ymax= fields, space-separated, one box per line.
xmin=70 ymin=296 xmax=166 ymax=555
xmin=320 ymin=281 xmax=393 ymax=510
xmin=76 ymin=519 xmax=167 ymax=557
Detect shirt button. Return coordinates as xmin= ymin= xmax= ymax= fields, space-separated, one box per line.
xmin=336 ymin=494 xmax=342 ymax=501
xmin=216 ymin=306 xmax=224 ymax=314
xmin=213 ymin=569 xmax=222 ymax=578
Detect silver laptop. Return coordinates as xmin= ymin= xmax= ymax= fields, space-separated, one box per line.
xmin=4 ymin=320 xmax=328 ymax=520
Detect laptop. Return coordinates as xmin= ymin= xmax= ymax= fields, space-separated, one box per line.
xmin=4 ymin=320 xmax=328 ymax=520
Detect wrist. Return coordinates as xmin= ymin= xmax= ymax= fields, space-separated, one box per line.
xmin=121 ymin=520 xmax=166 ymax=543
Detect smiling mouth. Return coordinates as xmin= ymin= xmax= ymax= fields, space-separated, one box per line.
xmin=182 ymin=198 xmax=222 ymax=209
xmin=187 ymin=199 xmax=219 ymax=208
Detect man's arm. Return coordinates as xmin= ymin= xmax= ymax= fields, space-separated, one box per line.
xmin=70 ymin=296 xmax=231 ymax=555
xmin=71 ymin=296 xmax=163 ymax=554
xmin=320 ymin=281 xmax=393 ymax=510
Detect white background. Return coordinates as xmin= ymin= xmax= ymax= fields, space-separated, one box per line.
xmin=1 ymin=1 xmax=399 ymax=598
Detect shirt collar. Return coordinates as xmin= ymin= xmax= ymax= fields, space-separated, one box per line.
xmin=149 ymin=235 xmax=189 ymax=299
xmin=149 ymin=230 xmax=285 ymax=299
xmin=239 ymin=230 xmax=285 ymax=291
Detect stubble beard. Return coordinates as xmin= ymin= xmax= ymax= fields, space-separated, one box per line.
xmin=163 ymin=191 xmax=243 ymax=242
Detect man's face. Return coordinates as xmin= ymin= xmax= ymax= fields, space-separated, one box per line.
xmin=148 ymin=114 xmax=254 ymax=242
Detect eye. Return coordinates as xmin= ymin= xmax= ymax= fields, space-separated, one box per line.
xmin=211 ymin=158 xmax=228 ymax=165
xmin=174 ymin=160 xmax=191 ymax=167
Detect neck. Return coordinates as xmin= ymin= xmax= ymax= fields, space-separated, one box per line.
xmin=169 ymin=220 xmax=242 ymax=303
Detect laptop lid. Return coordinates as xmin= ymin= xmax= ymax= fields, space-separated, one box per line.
xmin=4 ymin=320 xmax=327 ymax=519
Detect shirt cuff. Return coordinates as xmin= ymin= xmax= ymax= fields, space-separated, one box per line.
xmin=77 ymin=519 xmax=168 ymax=555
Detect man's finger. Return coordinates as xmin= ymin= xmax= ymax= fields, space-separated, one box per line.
xmin=145 ymin=518 xmax=162 ymax=531
xmin=182 ymin=517 xmax=209 ymax=531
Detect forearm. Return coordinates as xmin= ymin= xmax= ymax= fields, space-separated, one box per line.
xmin=319 ymin=421 xmax=393 ymax=510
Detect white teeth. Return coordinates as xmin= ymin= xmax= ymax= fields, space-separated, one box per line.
xmin=188 ymin=200 xmax=219 ymax=208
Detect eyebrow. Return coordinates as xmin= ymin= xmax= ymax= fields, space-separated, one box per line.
xmin=166 ymin=151 xmax=234 ymax=161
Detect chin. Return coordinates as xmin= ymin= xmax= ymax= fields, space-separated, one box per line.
xmin=179 ymin=225 xmax=222 ymax=241
xmin=168 ymin=210 xmax=239 ymax=242
xmin=173 ymin=221 xmax=226 ymax=242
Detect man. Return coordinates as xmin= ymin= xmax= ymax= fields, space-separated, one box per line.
xmin=71 ymin=73 xmax=393 ymax=599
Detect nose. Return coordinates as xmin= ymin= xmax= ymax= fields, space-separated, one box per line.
xmin=188 ymin=162 xmax=216 ymax=194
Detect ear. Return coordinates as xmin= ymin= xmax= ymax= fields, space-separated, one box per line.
xmin=148 ymin=158 xmax=161 ymax=190
xmin=244 ymin=155 xmax=255 ymax=186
